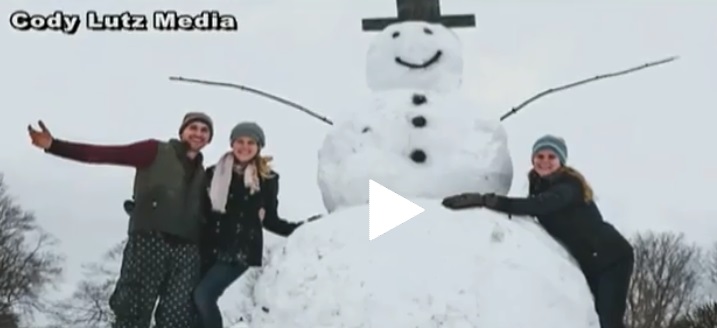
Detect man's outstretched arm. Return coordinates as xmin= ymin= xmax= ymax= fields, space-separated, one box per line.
xmin=47 ymin=138 xmax=160 ymax=168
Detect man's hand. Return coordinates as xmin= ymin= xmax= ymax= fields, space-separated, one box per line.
xmin=28 ymin=120 xmax=53 ymax=150
xmin=442 ymin=193 xmax=485 ymax=210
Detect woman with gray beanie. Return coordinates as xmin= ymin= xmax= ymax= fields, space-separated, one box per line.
xmin=442 ymin=134 xmax=634 ymax=328
xmin=193 ymin=121 xmax=322 ymax=328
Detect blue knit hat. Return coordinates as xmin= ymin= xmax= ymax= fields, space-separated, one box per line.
xmin=532 ymin=134 xmax=567 ymax=165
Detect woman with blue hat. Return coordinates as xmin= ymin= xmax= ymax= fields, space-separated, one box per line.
xmin=442 ymin=134 xmax=634 ymax=328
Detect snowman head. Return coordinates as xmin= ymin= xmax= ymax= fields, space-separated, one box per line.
xmin=366 ymin=21 xmax=463 ymax=93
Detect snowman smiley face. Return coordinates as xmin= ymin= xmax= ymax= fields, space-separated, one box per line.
xmin=366 ymin=21 xmax=464 ymax=92
xmin=392 ymin=26 xmax=443 ymax=69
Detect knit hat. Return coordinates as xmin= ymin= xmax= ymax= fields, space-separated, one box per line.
xmin=230 ymin=122 xmax=265 ymax=148
xmin=179 ymin=112 xmax=214 ymax=142
xmin=532 ymin=134 xmax=568 ymax=165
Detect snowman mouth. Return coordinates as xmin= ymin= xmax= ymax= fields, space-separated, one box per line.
xmin=395 ymin=51 xmax=442 ymax=69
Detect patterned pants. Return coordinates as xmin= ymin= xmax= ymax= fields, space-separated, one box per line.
xmin=109 ymin=232 xmax=201 ymax=328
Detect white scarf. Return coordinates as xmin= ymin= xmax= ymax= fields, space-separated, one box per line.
xmin=208 ymin=151 xmax=261 ymax=213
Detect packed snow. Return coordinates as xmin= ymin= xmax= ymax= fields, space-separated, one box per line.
xmin=248 ymin=201 xmax=599 ymax=328
xmin=317 ymin=89 xmax=513 ymax=213
xmin=366 ymin=21 xmax=463 ymax=93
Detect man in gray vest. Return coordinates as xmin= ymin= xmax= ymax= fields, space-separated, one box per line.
xmin=28 ymin=112 xmax=213 ymax=328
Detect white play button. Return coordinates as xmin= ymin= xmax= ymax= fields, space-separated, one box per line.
xmin=368 ymin=179 xmax=425 ymax=241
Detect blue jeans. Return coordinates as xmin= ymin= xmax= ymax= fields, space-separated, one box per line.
xmin=193 ymin=261 xmax=249 ymax=328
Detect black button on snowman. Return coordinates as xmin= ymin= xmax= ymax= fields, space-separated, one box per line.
xmin=412 ymin=93 xmax=427 ymax=105
xmin=411 ymin=116 xmax=427 ymax=127
xmin=409 ymin=149 xmax=427 ymax=163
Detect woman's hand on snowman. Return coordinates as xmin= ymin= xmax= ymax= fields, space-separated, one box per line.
xmin=286 ymin=214 xmax=323 ymax=236
xmin=442 ymin=193 xmax=485 ymax=209
xmin=481 ymin=194 xmax=501 ymax=209
xmin=305 ymin=214 xmax=323 ymax=222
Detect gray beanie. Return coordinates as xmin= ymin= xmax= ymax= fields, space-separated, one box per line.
xmin=532 ymin=134 xmax=567 ymax=165
xmin=230 ymin=122 xmax=265 ymax=148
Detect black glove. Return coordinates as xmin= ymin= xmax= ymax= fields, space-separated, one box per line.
xmin=123 ymin=199 xmax=135 ymax=216
xmin=306 ymin=214 xmax=323 ymax=222
xmin=442 ymin=193 xmax=485 ymax=210
xmin=482 ymin=193 xmax=501 ymax=209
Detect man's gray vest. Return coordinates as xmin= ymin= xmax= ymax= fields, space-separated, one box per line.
xmin=128 ymin=139 xmax=205 ymax=242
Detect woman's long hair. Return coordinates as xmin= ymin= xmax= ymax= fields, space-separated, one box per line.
xmin=529 ymin=166 xmax=594 ymax=203
xmin=253 ymin=152 xmax=275 ymax=180
xmin=239 ymin=151 xmax=274 ymax=195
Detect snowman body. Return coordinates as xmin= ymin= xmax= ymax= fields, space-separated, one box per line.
xmin=318 ymin=89 xmax=512 ymax=213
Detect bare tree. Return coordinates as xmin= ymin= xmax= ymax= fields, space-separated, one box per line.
xmin=45 ymin=240 xmax=125 ymax=328
xmin=47 ymin=230 xmax=287 ymax=328
xmin=709 ymin=242 xmax=717 ymax=285
xmin=0 ymin=309 xmax=19 ymax=328
xmin=0 ymin=174 xmax=64 ymax=326
xmin=670 ymin=302 xmax=717 ymax=328
xmin=47 ymin=237 xmax=263 ymax=328
xmin=626 ymin=231 xmax=705 ymax=328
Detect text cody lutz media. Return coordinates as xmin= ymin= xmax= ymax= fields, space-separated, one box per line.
xmin=9 ymin=10 xmax=239 ymax=34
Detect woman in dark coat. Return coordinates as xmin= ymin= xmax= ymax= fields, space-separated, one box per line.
xmin=442 ymin=134 xmax=634 ymax=328
xmin=195 ymin=121 xmax=321 ymax=328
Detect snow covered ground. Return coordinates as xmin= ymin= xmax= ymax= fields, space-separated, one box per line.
xmin=242 ymin=200 xmax=599 ymax=328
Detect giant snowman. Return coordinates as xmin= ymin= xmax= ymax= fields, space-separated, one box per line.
xmin=248 ymin=21 xmax=599 ymax=328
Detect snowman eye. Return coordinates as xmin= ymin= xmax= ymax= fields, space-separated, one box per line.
xmin=423 ymin=27 xmax=433 ymax=35
xmin=392 ymin=31 xmax=400 ymax=38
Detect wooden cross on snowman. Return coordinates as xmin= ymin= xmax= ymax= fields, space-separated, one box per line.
xmin=362 ymin=0 xmax=475 ymax=31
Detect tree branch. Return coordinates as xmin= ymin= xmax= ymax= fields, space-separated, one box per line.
xmin=499 ymin=56 xmax=679 ymax=121
xmin=168 ymin=76 xmax=334 ymax=125
xmin=0 ymin=175 xmax=63 ymax=325
xmin=170 ymin=56 xmax=677 ymax=127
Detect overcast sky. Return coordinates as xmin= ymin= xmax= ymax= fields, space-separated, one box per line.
xmin=1 ymin=0 xmax=716 ymax=316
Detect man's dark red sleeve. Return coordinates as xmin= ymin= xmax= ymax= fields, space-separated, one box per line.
xmin=46 ymin=138 xmax=160 ymax=168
